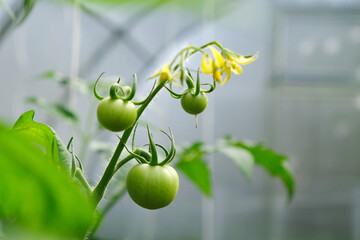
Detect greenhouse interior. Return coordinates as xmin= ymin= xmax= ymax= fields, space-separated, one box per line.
xmin=0 ymin=0 xmax=360 ymax=239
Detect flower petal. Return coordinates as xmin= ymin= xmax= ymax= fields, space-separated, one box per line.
xmin=159 ymin=63 xmax=171 ymax=82
xmin=235 ymin=51 xmax=259 ymax=65
xmin=201 ymin=54 xmax=214 ymax=74
xmin=171 ymin=72 xmax=181 ymax=86
xmin=209 ymin=46 xmax=224 ymax=69
xmin=231 ymin=62 xmax=243 ymax=75
xmin=148 ymin=71 xmax=161 ymax=79
xmin=221 ymin=66 xmax=232 ymax=86
xmin=213 ymin=70 xmax=222 ymax=85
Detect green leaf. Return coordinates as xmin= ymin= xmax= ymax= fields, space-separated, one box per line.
xmin=11 ymin=110 xmax=71 ymax=173
xmin=0 ymin=124 xmax=93 ymax=238
xmin=176 ymin=143 xmax=211 ymax=196
xmin=26 ymin=97 xmax=79 ymax=125
xmin=224 ymin=138 xmax=295 ymax=199
xmin=218 ymin=146 xmax=254 ymax=180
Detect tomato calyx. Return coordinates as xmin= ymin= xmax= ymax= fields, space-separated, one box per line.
xmin=164 ymin=68 xmax=216 ymax=99
xmin=119 ymin=125 xmax=176 ymax=167
xmin=93 ymin=72 xmax=137 ymax=103
xmin=162 ymin=69 xmax=216 ymax=127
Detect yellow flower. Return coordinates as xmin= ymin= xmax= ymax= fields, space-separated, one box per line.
xmin=228 ymin=51 xmax=259 ymax=65
xmin=220 ymin=52 xmax=259 ymax=85
xmin=149 ymin=64 xmax=182 ymax=87
xmin=201 ymin=48 xmax=259 ymax=86
xmin=149 ymin=63 xmax=172 ymax=83
xmin=209 ymin=46 xmax=224 ymax=68
xmin=201 ymin=46 xmax=225 ymax=84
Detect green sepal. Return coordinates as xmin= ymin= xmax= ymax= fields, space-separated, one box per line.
xmin=147 ymin=125 xmax=158 ymax=165
xmin=93 ymin=72 xmax=105 ymax=100
xmin=164 ymin=86 xmax=183 ymax=99
xmin=159 ymin=129 xmax=176 ymax=165
xmin=122 ymin=73 xmax=137 ymax=101
xmin=192 ymin=68 xmax=201 ymax=96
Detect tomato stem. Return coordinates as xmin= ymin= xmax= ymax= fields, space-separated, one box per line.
xmin=114 ymin=154 xmax=135 ymax=173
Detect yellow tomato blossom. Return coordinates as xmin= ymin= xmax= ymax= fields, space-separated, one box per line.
xmin=201 ymin=46 xmax=225 ymax=84
xmin=149 ymin=63 xmax=172 ymax=83
xmin=201 ymin=47 xmax=259 ymax=86
xmin=149 ymin=63 xmax=181 ymax=86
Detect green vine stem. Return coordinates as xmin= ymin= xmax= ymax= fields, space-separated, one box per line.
xmin=169 ymin=41 xmax=223 ymax=68
xmin=86 ymin=185 xmax=127 ymax=239
xmin=91 ymin=81 xmax=166 ymax=205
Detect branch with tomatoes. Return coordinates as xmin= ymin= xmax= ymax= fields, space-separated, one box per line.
xmin=0 ymin=41 xmax=294 ymax=240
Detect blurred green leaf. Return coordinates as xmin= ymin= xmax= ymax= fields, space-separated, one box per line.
xmin=40 ymin=70 xmax=92 ymax=95
xmin=14 ymin=0 xmax=36 ymax=26
xmin=0 ymin=124 xmax=93 ymax=238
xmin=224 ymin=137 xmax=295 ymax=199
xmin=0 ymin=0 xmax=16 ymax=22
xmin=176 ymin=142 xmax=211 ymax=196
xmin=0 ymin=0 xmax=36 ymax=26
xmin=218 ymin=146 xmax=254 ymax=180
xmin=90 ymin=140 xmax=115 ymax=157
xmin=50 ymin=127 xmax=72 ymax=174
xmin=80 ymin=0 xmax=214 ymax=11
xmin=11 ymin=110 xmax=71 ymax=173
xmin=41 ymin=70 xmax=58 ymax=79
xmin=78 ymin=0 xmax=233 ymax=21
xmin=26 ymin=97 xmax=79 ymax=125
xmin=80 ymin=0 xmax=169 ymax=5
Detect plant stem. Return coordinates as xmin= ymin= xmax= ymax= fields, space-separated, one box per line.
xmin=86 ymin=185 xmax=127 ymax=239
xmin=114 ymin=154 xmax=135 ymax=173
xmin=169 ymin=46 xmax=206 ymax=67
xmin=91 ymin=81 xmax=165 ymax=205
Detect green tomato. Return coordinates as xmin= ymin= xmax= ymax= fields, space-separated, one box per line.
xmin=97 ymin=97 xmax=137 ymax=132
xmin=181 ymin=92 xmax=208 ymax=115
xmin=126 ymin=164 xmax=179 ymax=210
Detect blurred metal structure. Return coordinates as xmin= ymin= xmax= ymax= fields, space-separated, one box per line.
xmin=268 ymin=0 xmax=360 ymax=239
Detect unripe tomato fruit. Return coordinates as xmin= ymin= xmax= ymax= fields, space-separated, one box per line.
xmin=97 ymin=97 xmax=137 ymax=132
xmin=126 ymin=164 xmax=179 ymax=210
xmin=181 ymin=92 xmax=208 ymax=115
